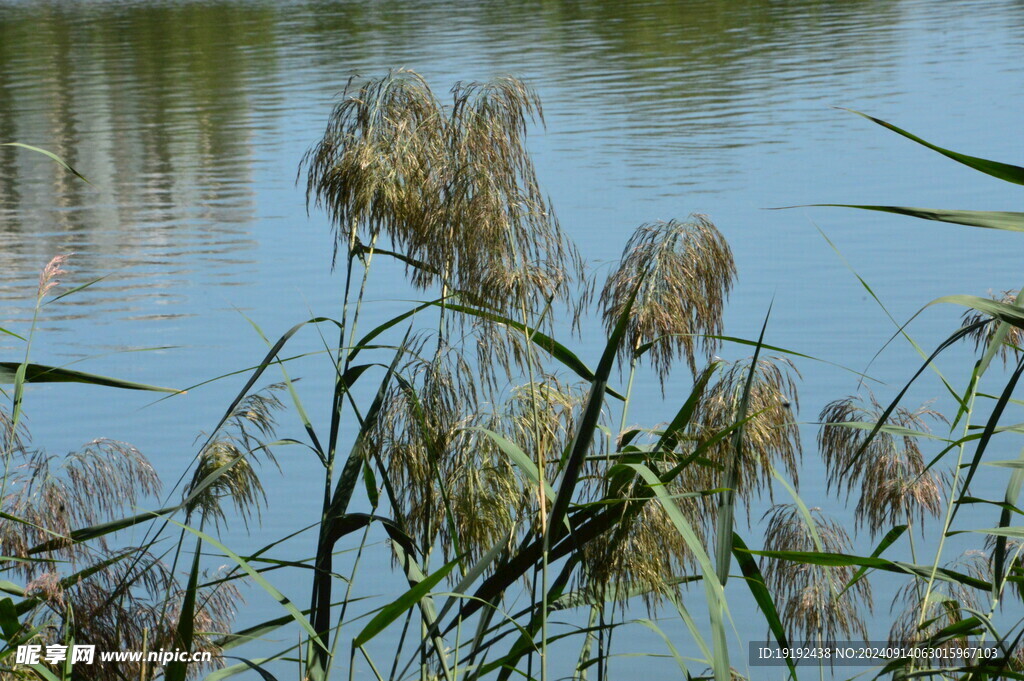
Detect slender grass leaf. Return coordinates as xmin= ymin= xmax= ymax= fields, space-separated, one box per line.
xmin=2 ymin=142 xmax=91 ymax=184
xmin=206 ymin=652 xmax=294 ymax=681
xmin=385 ymin=523 xmax=454 ymax=681
xmin=711 ymin=333 xmax=881 ymax=384
xmin=353 ymin=558 xmax=458 ymax=648
xmin=995 ymin=449 xmax=1024 ymax=598
xmin=933 ymin=295 xmax=1024 ymax=329
xmin=347 ymin=299 xmax=437 ymax=364
xmin=798 ymin=205 xmax=1024 ymax=232
xmin=219 ymin=657 xmax=282 ymax=681
xmin=950 ymin=355 xmax=1024 ymax=526
xmin=204 ymin=317 xmax=340 ymax=445
xmin=740 ymin=548 xmax=991 ymax=591
xmin=731 ymin=533 xmax=797 ymax=681
xmin=0 ymin=361 xmax=179 ymax=392
xmin=0 ymin=597 xmax=20 ymax=639
xmin=839 ymin=108 xmax=1024 ymax=185
xmin=637 ymin=619 xmax=692 ymax=677
xmin=628 ymin=463 xmax=731 ymax=681
xmin=846 ymin=321 xmax=984 ymax=472
xmin=654 ymin=362 xmax=719 ymax=453
xmin=327 ymin=329 xmax=409 ymax=520
xmin=468 ymin=427 xmax=556 ymax=503
xmin=165 ymin=537 xmax=203 ymax=681
xmin=716 ymin=306 xmax=770 ymax=586
xmin=820 ymin=420 xmax=948 ymax=442
xmin=27 ymin=506 xmax=178 ymax=554
xmin=548 ymin=282 xmax=638 ymax=539
xmin=48 ymin=275 xmax=108 ymax=303
xmin=961 ymin=527 xmax=1024 ymax=539
xmin=814 ymin=223 xmax=962 ymax=405
xmin=840 ymin=524 xmax=907 ymax=598
xmin=164 ymin=517 xmax=326 ymax=651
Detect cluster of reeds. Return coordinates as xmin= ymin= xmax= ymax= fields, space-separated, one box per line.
xmin=4 ymin=80 xmax=1024 ymax=681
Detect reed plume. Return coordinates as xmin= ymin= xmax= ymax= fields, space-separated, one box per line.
xmin=761 ymin=504 xmax=872 ymax=645
xmin=691 ymin=357 xmax=801 ymax=506
xmin=961 ymin=289 xmax=1024 ymax=365
xmin=818 ymin=394 xmax=946 ymax=536
xmin=302 ymin=69 xmax=583 ymax=320
xmin=600 ymin=216 xmax=735 ymax=381
xmin=185 ymin=384 xmax=284 ymax=529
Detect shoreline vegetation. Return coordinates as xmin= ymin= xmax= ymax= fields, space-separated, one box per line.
xmin=2 ymin=72 xmax=1024 ymax=680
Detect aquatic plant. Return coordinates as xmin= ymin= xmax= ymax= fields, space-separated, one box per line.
xmin=818 ymin=393 xmax=946 ymax=537
xmin=761 ymin=504 xmax=872 ymax=646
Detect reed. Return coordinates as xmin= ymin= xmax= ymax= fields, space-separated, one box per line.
xmin=5 ymin=84 xmax=1024 ymax=681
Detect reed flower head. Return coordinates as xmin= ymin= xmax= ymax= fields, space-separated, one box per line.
xmin=579 ymin=483 xmax=697 ymax=611
xmin=600 ymin=216 xmax=735 ymax=380
xmin=0 ymin=410 xmax=236 ymax=680
xmin=302 ymin=70 xmax=582 ymax=319
xmin=185 ymin=384 xmax=283 ymax=529
xmin=1 ymin=437 xmax=160 ymax=572
xmin=889 ymin=552 xmax=983 ymax=655
xmin=961 ymin=289 xmax=1024 ymax=365
xmin=370 ymin=349 xmax=513 ymax=564
xmin=761 ymin=504 xmax=872 ymax=645
xmin=37 ymin=253 xmax=73 ymax=300
xmin=818 ymin=393 xmax=946 ymax=536
xmin=689 ymin=356 xmax=801 ymax=504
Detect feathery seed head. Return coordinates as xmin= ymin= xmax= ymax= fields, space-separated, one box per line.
xmin=961 ymin=289 xmax=1024 ymax=365
xmin=37 ymin=253 xmax=73 ymax=300
xmin=600 ymin=216 xmax=736 ymax=381
xmin=761 ymin=504 xmax=872 ymax=645
xmin=818 ymin=394 xmax=946 ymax=536
xmin=690 ymin=356 xmax=801 ymax=504
xmin=302 ymin=69 xmax=583 ymax=320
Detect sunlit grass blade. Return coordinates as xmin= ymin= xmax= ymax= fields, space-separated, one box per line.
xmin=798 ymin=205 xmax=1024 ymax=232
xmin=2 ymin=142 xmax=92 ymax=184
xmin=740 ymin=548 xmax=991 ymax=591
xmin=837 ymin=108 xmax=1024 ymax=185
xmin=0 ymin=326 xmax=26 ymax=341
xmin=949 ymin=355 xmax=1024 ymax=527
xmin=731 ymin=532 xmax=796 ymax=681
xmin=710 ymin=333 xmax=881 ymax=384
xmin=353 ymin=558 xmax=459 ymax=648
xmin=628 ymin=462 xmax=731 ymax=681
xmin=26 ymin=506 xmax=178 ymax=554
xmin=468 ymin=427 xmax=557 ymax=508
xmin=0 ymin=361 xmax=180 ymax=392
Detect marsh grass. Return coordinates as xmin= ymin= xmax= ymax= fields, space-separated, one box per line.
xmin=6 ymin=87 xmax=1024 ymax=681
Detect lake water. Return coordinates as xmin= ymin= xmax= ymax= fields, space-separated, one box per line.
xmin=3 ymin=0 xmax=1024 ymax=678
